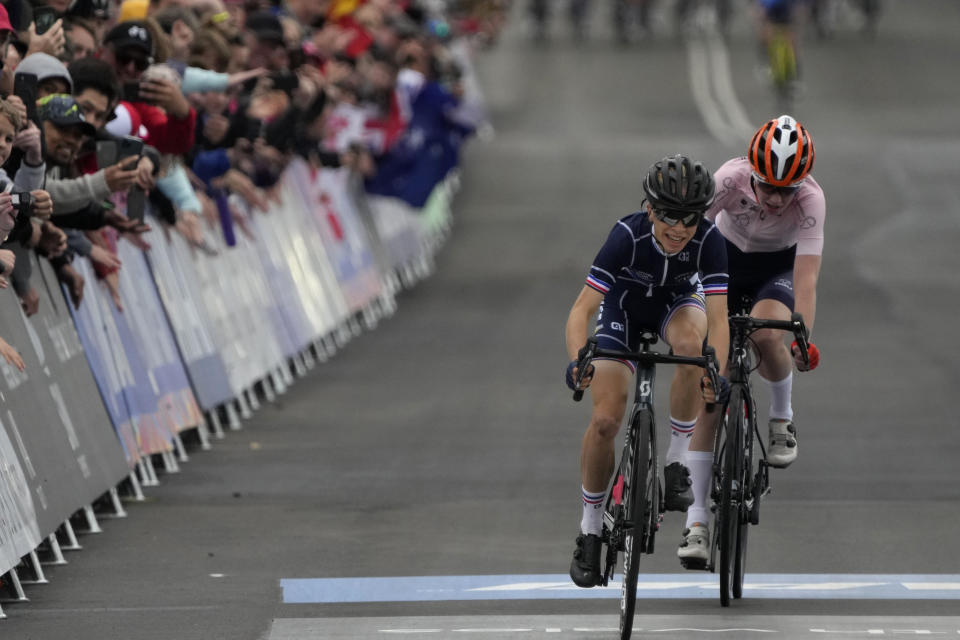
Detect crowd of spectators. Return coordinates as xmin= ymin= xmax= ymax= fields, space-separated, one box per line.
xmin=0 ymin=0 xmax=508 ymax=370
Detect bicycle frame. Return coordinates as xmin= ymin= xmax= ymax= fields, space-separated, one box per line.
xmin=601 ymin=334 xmax=660 ymax=573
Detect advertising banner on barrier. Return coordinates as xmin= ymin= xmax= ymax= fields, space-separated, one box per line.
xmin=0 ymin=417 xmax=42 ymax=575
xmin=69 ymin=257 xmax=172 ymax=457
xmin=114 ymin=237 xmax=202 ymax=434
xmin=269 ymin=172 xmax=348 ymax=339
xmin=0 ymin=256 xmax=129 ymax=543
xmin=363 ymin=194 xmax=425 ymax=270
xmin=144 ymin=214 xmax=235 ymax=411
xmin=287 ymin=161 xmax=382 ymax=314
xmin=246 ymin=201 xmax=315 ymax=356
xmin=68 ymin=260 xmax=138 ymax=463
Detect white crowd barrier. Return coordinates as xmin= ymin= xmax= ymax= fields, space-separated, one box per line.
xmin=0 ymin=156 xmax=460 ymax=614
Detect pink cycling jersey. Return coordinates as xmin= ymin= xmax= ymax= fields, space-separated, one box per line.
xmin=706 ymin=157 xmax=826 ymax=256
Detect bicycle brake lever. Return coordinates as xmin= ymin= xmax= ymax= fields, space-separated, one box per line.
xmin=790 ymin=312 xmax=811 ymax=368
xmin=572 ymin=338 xmax=597 ymax=402
xmin=702 ymin=345 xmax=719 ymax=413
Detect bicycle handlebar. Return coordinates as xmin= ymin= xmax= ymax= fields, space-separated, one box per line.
xmin=571 ymin=337 xmax=722 ymax=410
xmin=729 ymin=311 xmax=810 ymax=369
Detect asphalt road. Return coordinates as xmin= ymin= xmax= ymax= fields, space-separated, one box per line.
xmin=4 ymin=1 xmax=959 ymax=639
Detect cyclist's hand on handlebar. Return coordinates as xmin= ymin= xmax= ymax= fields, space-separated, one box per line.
xmin=565 ymin=360 xmax=594 ymax=391
xmin=791 ymin=341 xmax=820 ymax=371
xmin=700 ymin=374 xmax=730 ymax=405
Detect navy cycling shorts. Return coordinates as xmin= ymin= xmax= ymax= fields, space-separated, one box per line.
xmin=725 ymin=240 xmax=796 ymax=313
xmin=594 ymin=288 xmax=706 ymax=373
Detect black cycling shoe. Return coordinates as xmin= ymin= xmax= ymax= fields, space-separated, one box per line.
xmin=569 ymin=533 xmax=603 ymax=588
xmin=663 ymin=462 xmax=694 ymax=512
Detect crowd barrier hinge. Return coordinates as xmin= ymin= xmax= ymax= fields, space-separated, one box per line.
xmin=293 ymin=354 xmax=306 ymax=378
xmin=1 ymin=567 xmax=27 ymax=602
xmin=127 ymin=471 xmax=145 ymax=501
xmin=42 ymin=533 xmax=67 ymax=565
xmin=19 ymin=551 xmax=48 ymax=585
xmin=246 ymin=388 xmax=260 ymax=412
xmin=79 ymin=505 xmax=102 ymax=534
xmin=173 ymin=433 xmax=189 ymax=463
xmin=138 ymin=455 xmax=159 ymax=486
xmin=197 ymin=415 xmax=212 ymax=450
xmin=262 ymin=376 xmax=277 ymax=403
xmin=207 ymin=410 xmax=225 ymax=439
xmin=161 ymin=450 xmax=180 ymax=474
xmin=237 ymin=394 xmax=253 ymax=421
xmin=100 ymin=487 xmax=128 ymax=519
xmin=270 ymin=370 xmax=286 ymax=396
xmin=225 ymin=402 xmax=242 ymax=431
xmin=59 ymin=520 xmax=82 ymax=551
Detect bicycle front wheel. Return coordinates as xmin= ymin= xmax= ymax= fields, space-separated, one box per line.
xmin=718 ymin=388 xmax=746 ymax=607
xmin=619 ymin=410 xmax=654 ymax=640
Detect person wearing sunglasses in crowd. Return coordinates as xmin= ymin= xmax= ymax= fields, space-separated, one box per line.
xmin=564 ymin=154 xmax=730 ymax=588
xmin=99 ymin=20 xmax=196 ymax=156
xmin=675 ymin=114 xmax=824 ymax=568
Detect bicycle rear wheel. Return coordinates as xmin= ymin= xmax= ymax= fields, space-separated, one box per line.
xmin=619 ymin=410 xmax=654 ymax=640
xmin=718 ymin=388 xmax=746 ymax=607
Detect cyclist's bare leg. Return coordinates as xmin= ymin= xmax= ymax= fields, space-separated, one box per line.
xmin=664 ymin=305 xmax=708 ymax=423
xmin=750 ymin=297 xmax=792 ymax=384
xmin=580 ymin=359 xmax=632 ymax=494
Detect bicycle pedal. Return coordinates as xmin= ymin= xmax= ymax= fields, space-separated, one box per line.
xmin=680 ymin=557 xmax=708 ymax=571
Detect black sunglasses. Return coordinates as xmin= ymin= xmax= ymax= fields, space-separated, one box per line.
xmin=116 ymin=51 xmax=150 ymax=71
xmin=654 ymin=208 xmax=702 ymax=228
xmin=754 ymin=178 xmax=801 ymax=196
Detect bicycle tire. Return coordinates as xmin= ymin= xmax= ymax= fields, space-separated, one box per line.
xmin=718 ymin=388 xmax=745 ymax=607
xmin=619 ymin=410 xmax=653 ymax=640
xmin=733 ymin=390 xmax=756 ymax=599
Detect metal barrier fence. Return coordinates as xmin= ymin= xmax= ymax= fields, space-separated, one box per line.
xmin=0 ymin=158 xmax=457 ymax=617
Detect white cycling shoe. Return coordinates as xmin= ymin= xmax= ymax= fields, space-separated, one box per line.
xmin=677 ymin=523 xmax=709 ymax=570
xmin=767 ymin=419 xmax=798 ymax=468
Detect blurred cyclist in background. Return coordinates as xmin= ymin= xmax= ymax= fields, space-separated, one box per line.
xmin=676 ymin=114 xmax=825 ymax=568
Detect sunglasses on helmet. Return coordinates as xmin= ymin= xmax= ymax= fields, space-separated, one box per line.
xmin=653 ymin=208 xmax=702 ymax=228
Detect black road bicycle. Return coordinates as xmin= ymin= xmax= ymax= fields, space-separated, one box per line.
xmin=699 ymin=311 xmax=809 ymax=606
xmin=573 ymin=333 xmax=720 ymax=639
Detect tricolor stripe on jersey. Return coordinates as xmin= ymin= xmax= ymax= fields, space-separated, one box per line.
xmin=586 ymin=275 xmax=610 ymax=294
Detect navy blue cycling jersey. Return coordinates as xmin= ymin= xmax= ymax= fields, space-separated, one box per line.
xmin=585 ymin=212 xmax=729 ymax=305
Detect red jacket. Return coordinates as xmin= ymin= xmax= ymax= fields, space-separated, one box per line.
xmin=124 ymin=101 xmax=197 ymax=155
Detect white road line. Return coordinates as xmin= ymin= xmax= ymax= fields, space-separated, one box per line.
xmin=688 ymin=37 xmax=740 ymax=146
xmin=686 ymin=28 xmax=755 ymax=146
xmin=704 ymin=33 xmax=757 ymax=138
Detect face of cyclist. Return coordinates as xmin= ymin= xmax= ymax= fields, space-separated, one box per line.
xmin=752 ymin=178 xmax=800 ymax=214
xmin=647 ymin=204 xmax=700 ymax=255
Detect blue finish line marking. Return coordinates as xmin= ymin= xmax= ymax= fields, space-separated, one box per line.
xmin=280 ymin=574 xmax=960 ymax=603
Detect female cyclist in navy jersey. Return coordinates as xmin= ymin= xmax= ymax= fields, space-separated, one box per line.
xmin=564 ymin=154 xmax=730 ymax=588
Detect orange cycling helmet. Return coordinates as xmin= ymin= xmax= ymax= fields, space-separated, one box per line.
xmin=747 ymin=115 xmax=815 ymax=187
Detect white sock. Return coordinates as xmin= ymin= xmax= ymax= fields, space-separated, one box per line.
xmin=763 ymin=372 xmax=794 ymax=421
xmin=665 ymin=416 xmax=697 ymax=465
xmin=580 ymin=486 xmax=605 ymax=535
xmin=684 ymin=451 xmax=713 ymax=529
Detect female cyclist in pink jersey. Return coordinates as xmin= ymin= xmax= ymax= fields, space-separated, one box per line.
xmin=673 ymin=114 xmax=824 ymax=566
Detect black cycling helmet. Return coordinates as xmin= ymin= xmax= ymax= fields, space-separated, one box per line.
xmin=642 ymin=154 xmax=716 ymax=214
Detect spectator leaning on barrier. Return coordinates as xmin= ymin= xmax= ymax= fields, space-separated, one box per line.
xmin=36 ymin=93 xmax=102 ymax=307
xmin=100 ymin=20 xmax=197 ymax=156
